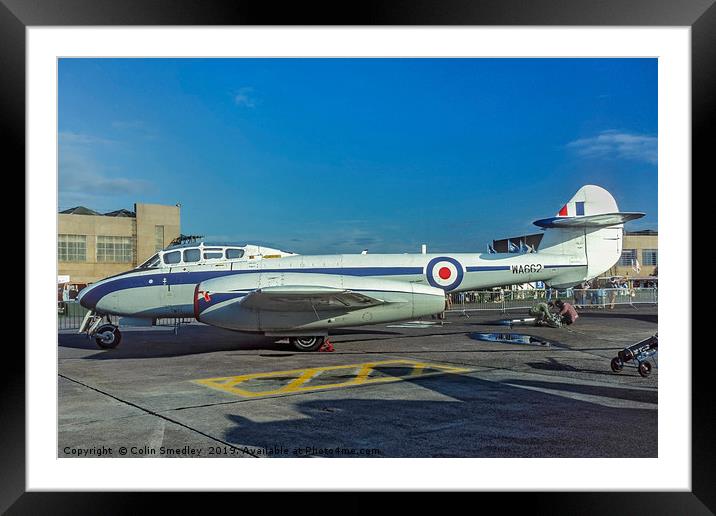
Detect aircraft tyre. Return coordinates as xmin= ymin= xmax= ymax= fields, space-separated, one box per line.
xmin=610 ymin=357 xmax=623 ymax=372
xmin=290 ymin=336 xmax=325 ymax=352
xmin=95 ymin=324 xmax=122 ymax=349
xmin=638 ymin=361 xmax=652 ymax=378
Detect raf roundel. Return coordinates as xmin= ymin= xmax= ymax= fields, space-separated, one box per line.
xmin=425 ymin=256 xmax=464 ymax=291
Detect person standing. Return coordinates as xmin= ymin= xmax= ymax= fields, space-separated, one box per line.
xmin=608 ymin=277 xmax=619 ymax=309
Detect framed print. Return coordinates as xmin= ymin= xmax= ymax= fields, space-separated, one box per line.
xmin=5 ymin=0 xmax=710 ymax=511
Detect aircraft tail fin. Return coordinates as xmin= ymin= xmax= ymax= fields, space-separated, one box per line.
xmin=533 ymin=184 xmax=644 ymax=229
xmin=536 ymin=185 xmax=645 ymax=285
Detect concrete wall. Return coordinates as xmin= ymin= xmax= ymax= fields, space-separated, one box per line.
xmin=135 ymin=203 xmax=181 ymax=264
xmin=58 ymin=213 xmax=135 ymax=284
xmin=58 ymin=203 xmax=180 ymax=284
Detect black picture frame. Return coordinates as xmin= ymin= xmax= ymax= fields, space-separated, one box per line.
xmin=6 ymin=0 xmax=707 ymax=511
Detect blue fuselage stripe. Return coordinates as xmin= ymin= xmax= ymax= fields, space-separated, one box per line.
xmin=80 ymin=262 xmax=584 ymax=308
xmin=81 ymin=267 xmax=424 ymax=308
xmin=466 ymin=266 xmax=510 ymax=272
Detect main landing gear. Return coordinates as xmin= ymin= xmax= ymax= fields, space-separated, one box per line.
xmin=289 ymin=336 xmax=334 ymax=352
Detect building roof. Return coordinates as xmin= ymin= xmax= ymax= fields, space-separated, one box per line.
xmin=625 ymin=229 xmax=658 ymax=236
xmin=492 ymin=232 xmax=545 ymax=252
xmin=104 ymin=208 xmax=136 ymax=217
xmin=59 ymin=206 xmax=101 ymax=216
xmin=59 ymin=206 xmax=137 ymax=217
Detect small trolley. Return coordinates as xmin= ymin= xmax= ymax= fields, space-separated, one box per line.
xmin=610 ymin=333 xmax=658 ymax=378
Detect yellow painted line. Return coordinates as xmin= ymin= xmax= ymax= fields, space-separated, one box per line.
xmin=193 ymin=359 xmax=470 ymax=398
xmin=283 ymin=368 xmax=320 ymax=391
xmin=410 ymin=363 xmax=426 ymax=376
xmin=352 ymin=363 xmax=375 ymax=385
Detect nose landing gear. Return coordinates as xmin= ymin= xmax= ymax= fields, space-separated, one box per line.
xmin=94 ymin=324 xmax=122 ymax=349
xmin=79 ymin=311 xmax=122 ymax=349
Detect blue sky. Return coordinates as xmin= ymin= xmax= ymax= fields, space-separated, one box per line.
xmin=58 ymin=58 xmax=657 ymax=254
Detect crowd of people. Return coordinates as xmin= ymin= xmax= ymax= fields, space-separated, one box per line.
xmin=438 ymin=277 xmax=657 ymax=322
xmin=574 ymin=277 xmax=656 ymax=309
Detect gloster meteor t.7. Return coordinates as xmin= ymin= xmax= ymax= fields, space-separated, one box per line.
xmin=78 ymin=185 xmax=643 ymax=351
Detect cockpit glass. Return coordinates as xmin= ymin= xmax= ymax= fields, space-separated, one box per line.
xmin=163 ymin=250 xmax=181 ymax=265
xmin=138 ymin=253 xmax=161 ymax=269
xmin=226 ymin=248 xmax=245 ymax=259
xmin=183 ymin=248 xmax=200 ymax=262
xmin=203 ymin=252 xmax=223 ymax=260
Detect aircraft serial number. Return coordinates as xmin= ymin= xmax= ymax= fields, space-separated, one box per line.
xmin=511 ymin=264 xmax=543 ymax=274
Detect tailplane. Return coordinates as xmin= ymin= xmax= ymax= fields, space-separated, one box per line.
xmin=536 ymin=185 xmax=645 ymax=286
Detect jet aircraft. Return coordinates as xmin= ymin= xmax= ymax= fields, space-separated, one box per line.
xmin=78 ymin=185 xmax=644 ymax=351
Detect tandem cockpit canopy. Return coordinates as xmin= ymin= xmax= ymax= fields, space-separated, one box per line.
xmin=136 ymin=241 xmax=297 ymax=270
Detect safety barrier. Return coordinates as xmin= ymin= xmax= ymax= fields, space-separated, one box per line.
xmin=57 ymin=301 xmax=193 ymax=330
xmin=447 ymin=288 xmax=657 ymax=314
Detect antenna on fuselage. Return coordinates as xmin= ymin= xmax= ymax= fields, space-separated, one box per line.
xmin=169 ymin=234 xmax=205 ymax=246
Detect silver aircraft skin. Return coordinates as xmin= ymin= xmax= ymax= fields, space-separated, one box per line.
xmin=78 ymin=185 xmax=644 ymax=351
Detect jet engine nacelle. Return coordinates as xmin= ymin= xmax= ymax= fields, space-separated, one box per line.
xmin=194 ymin=273 xmax=447 ymax=334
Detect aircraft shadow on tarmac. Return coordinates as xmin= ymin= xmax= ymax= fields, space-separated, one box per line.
xmin=58 ymin=326 xmax=405 ymax=360
xmin=59 ymin=327 xmax=581 ymax=359
xmin=59 ymin=327 xmax=285 ymax=359
xmin=220 ymin=373 xmax=658 ymax=458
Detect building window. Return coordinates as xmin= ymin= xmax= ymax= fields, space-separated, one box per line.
xmin=155 ymin=225 xmax=165 ymax=252
xmin=58 ymin=234 xmax=87 ymax=262
xmin=618 ymin=249 xmax=637 ymax=267
xmin=97 ymin=236 xmax=133 ymax=263
xmin=642 ymin=249 xmax=658 ymax=266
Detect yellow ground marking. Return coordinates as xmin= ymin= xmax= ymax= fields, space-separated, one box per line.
xmin=193 ymin=359 xmax=470 ymax=398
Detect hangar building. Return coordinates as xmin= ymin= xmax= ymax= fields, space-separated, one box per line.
xmin=58 ymin=203 xmax=181 ymax=288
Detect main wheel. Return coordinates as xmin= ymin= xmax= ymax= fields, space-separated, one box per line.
xmin=638 ymin=361 xmax=652 ymax=378
xmin=95 ymin=324 xmax=122 ymax=349
xmin=290 ymin=336 xmax=324 ymax=352
xmin=610 ymin=357 xmax=624 ymax=372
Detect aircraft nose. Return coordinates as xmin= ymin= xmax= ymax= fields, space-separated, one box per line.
xmin=77 ymin=285 xmax=95 ymax=310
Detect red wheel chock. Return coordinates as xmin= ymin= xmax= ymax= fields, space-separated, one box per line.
xmin=319 ymin=338 xmax=335 ymax=352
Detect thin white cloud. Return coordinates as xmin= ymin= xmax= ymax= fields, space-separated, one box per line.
xmin=59 ymin=131 xmax=115 ymax=145
xmin=59 ymin=131 xmax=153 ymax=208
xmin=111 ymin=120 xmax=145 ymax=129
xmin=567 ymin=130 xmax=657 ymax=165
xmin=111 ymin=120 xmax=159 ymax=140
xmin=233 ymin=87 xmax=256 ymax=108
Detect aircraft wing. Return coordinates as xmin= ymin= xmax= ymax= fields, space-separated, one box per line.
xmin=239 ymin=285 xmax=387 ymax=312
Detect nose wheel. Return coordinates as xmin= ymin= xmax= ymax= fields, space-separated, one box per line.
xmin=95 ymin=324 xmax=122 ymax=349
